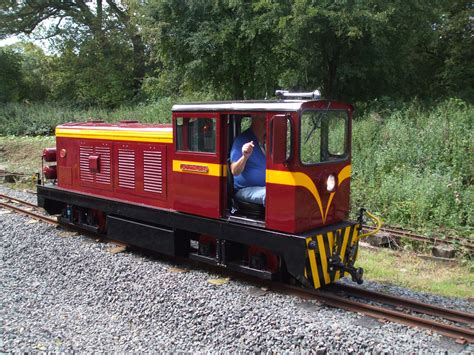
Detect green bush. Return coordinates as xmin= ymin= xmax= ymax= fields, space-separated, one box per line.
xmin=0 ymin=94 xmax=219 ymax=136
xmin=351 ymin=99 xmax=473 ymax=236
xmin=0 ymin=100 xmax=174 ymax=136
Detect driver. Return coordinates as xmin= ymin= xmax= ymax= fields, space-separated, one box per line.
xmin=230 ymin=114 xmax=266 ymax=205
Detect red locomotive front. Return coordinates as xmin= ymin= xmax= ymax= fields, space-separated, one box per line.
xmin=38 ymin=91 xmax=375 ymax=289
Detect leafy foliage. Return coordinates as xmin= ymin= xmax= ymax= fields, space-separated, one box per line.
xmin=1 ymin=0 xmax=146 ymax=104
xmin=351 ymin=99 xmax=473 ymax=234
xmin=0 ymin=47 xmax=22 ymax=102
xmin=138 ymin=0 xmax=286 ymax=99
xmin=1 ymin=0 xmax=473 ymax=103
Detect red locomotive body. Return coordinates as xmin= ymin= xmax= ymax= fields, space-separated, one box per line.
xmin=54 ymin=122 xmax=173 ymax=210
xmin=38 ymin=92 xmax=367 ymax=288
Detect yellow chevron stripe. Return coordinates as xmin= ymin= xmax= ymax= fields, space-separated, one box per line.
xmin=268 ymin=170 xmax=324 ymax=221
xmin=324 ymin=192 xmax=336 ymax=221
xmin=338 ymin=165 xmax=352 ymax=186
xmin=172 ymin=160 xmax=226 ymax=177
xmin=56 ymin=127 xmax=173 ymax=143
xmin=267 ymin=165 xmax=351 ymax=223
xmin=317 ymin=234 xmax=330 ymax=285
xmin=306 ymin=238 xmax=321 ymax=289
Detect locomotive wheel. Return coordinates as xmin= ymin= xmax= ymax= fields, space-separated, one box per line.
xmin=90 ymin=209 xmax=107 ymax=233
xmin=198 ymin=235 xmax=216 ymax=257
xmin=248 ymin=246 xmax=280 ymax=274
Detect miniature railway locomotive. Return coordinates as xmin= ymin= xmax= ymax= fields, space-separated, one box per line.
xmin=38 ymin=90 xmax=374 ymax=288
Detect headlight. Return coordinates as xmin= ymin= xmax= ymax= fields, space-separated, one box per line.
xmin=327 ymin=174 xmax=336 ymax=192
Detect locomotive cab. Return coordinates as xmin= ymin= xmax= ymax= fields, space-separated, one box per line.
xmin=171 ymin=95 xmax=353 ymax=234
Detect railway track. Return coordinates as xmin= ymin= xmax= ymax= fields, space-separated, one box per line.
xmin=1 ymin=193 xmax=473 ymax=344
xmin=276 ymin=283 xmax=474 ymax=344
xmin=0 ymin=193 xmax=58 ymax=225
xmin=360 ymin=223 xmax=474 ymax=254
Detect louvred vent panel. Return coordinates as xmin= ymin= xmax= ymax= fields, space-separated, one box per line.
xmin=143 ymin=150 xmax=163 ymax=194
xmin=118 ymin=149 xmax=136 ymax=189
xmin=94 ymin=147 xmax=111 ymax=185
xmin=79 ymin=146 xmax=94 ymax=182
xmin=79 ymin=145 xmax=111 ymax=186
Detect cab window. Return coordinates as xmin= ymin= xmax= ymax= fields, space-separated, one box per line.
xmin=300 ymin=110 xmax=348 ymax=164
xmin=176 ymin=117 xmax=216 ymax=153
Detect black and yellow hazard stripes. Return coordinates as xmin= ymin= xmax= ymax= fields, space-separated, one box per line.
xmin=304 ymin=224 xmax=360 ymax=288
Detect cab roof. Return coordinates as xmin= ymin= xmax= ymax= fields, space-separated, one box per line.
xmin=172 ymin=100 xmax=316 ymax=112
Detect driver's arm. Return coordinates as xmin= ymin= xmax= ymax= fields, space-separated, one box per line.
xmin=231 ymin=141 xmax=254 ymax=176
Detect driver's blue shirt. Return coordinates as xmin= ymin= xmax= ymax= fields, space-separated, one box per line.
xmin=230 ymin=129 xmax=266 ymax=190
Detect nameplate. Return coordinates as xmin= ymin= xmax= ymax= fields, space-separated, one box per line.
xmin=180 ymin=164 xmax=209 ymax=174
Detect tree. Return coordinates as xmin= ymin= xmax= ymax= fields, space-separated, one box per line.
xmin=277 ymin=0 xmax=444 ymax=101
xmin=46 ymin=34 xmax=136 ymax=107
xmin=0 ymin=0 xmax=146 ymax=95
xmin=0 ymin=47 xmax=23 ymax=102
xmin=138 ymin=0 xmax=288 ymax=99
xmin=13 ymin=42 xmax=51 ymax=101
xmin=434 ymin=0 xmax=474 ymax=101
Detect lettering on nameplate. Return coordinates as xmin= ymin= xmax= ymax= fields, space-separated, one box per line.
xmin=180 ymin=164 xmax=209 ymax=174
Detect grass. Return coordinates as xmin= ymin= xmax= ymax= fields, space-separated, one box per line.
xmin=358 ymin=247 xmax=473 ymax=298
xmin=0 ymin=93 xmax=217 ymax=136
xmin=0 ymin=100 xmax=174 ymax=136
xmin=0 ymin=135 xmax=55 ymax=174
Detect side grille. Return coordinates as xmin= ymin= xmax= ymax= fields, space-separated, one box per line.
xmin=95 ymin=147 xmax=111 ymax=185
xmin=79 ymin=146 xmax=94 ymax=182
xmin=79 ymin=145 xmax=111 ymax=185
xmin=143 ymin=150 xmax=163 ymax=194
xmin=118 ymin=149 xmax=136 ymax=189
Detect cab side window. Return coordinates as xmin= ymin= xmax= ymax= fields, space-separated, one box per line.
xmin=176 ymin=117 xmax=216 ymax=153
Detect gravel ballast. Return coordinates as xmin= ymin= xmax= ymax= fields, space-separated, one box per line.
xmin=1 ymin=186 xmax=472 ymax=352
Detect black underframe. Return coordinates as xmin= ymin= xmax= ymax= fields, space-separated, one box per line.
xmin=37 ymin=184 xmax=356 ymax=286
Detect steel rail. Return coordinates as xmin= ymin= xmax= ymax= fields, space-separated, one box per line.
xmin=0 ymin=194 xmax=39 ymax=209
xmin=360 ymin=224 xmax=474 ymax=252
xmin=0 ymin=172 xmax=31 ymax=177
xmin=378 ymin=226 xmax=473 ymax=248
xmin=0 ymin=201 xmax=58 ymax=225
xmin=326 ymin=283 xmax=474 ymax=325
xmin=271 ymin=283 xmax=474 ymax=344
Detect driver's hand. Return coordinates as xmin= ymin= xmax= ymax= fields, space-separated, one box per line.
xmin=242 ymin=141 xmax=254 ymax=158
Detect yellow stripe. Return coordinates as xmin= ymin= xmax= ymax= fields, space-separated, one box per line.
xmin=324 ymin=192 xmax=336 ymax=221
xmin=317 ymin=234 xmax=330 ymax=285
xmin=268 ymin=170 xmax=324 ymax=222
xmin=172 ymin=160 xmax=225 ymax=177
xmin=338 ymin=165 xmax=352 ymax=186
xmin=339 ymin=226 xmax=351 ymax=278
xmin=306 ymin=238 xmax=321 ymax=288
xmin=351 ymin=224 xmax=360 ymax=245
xmin=267 ymin=165 xmax=351 ymax=223
xmin=56 ymin=127 xmax=173 ymax=143
xmin=327 ymin=231 xmax=335 ymax=251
